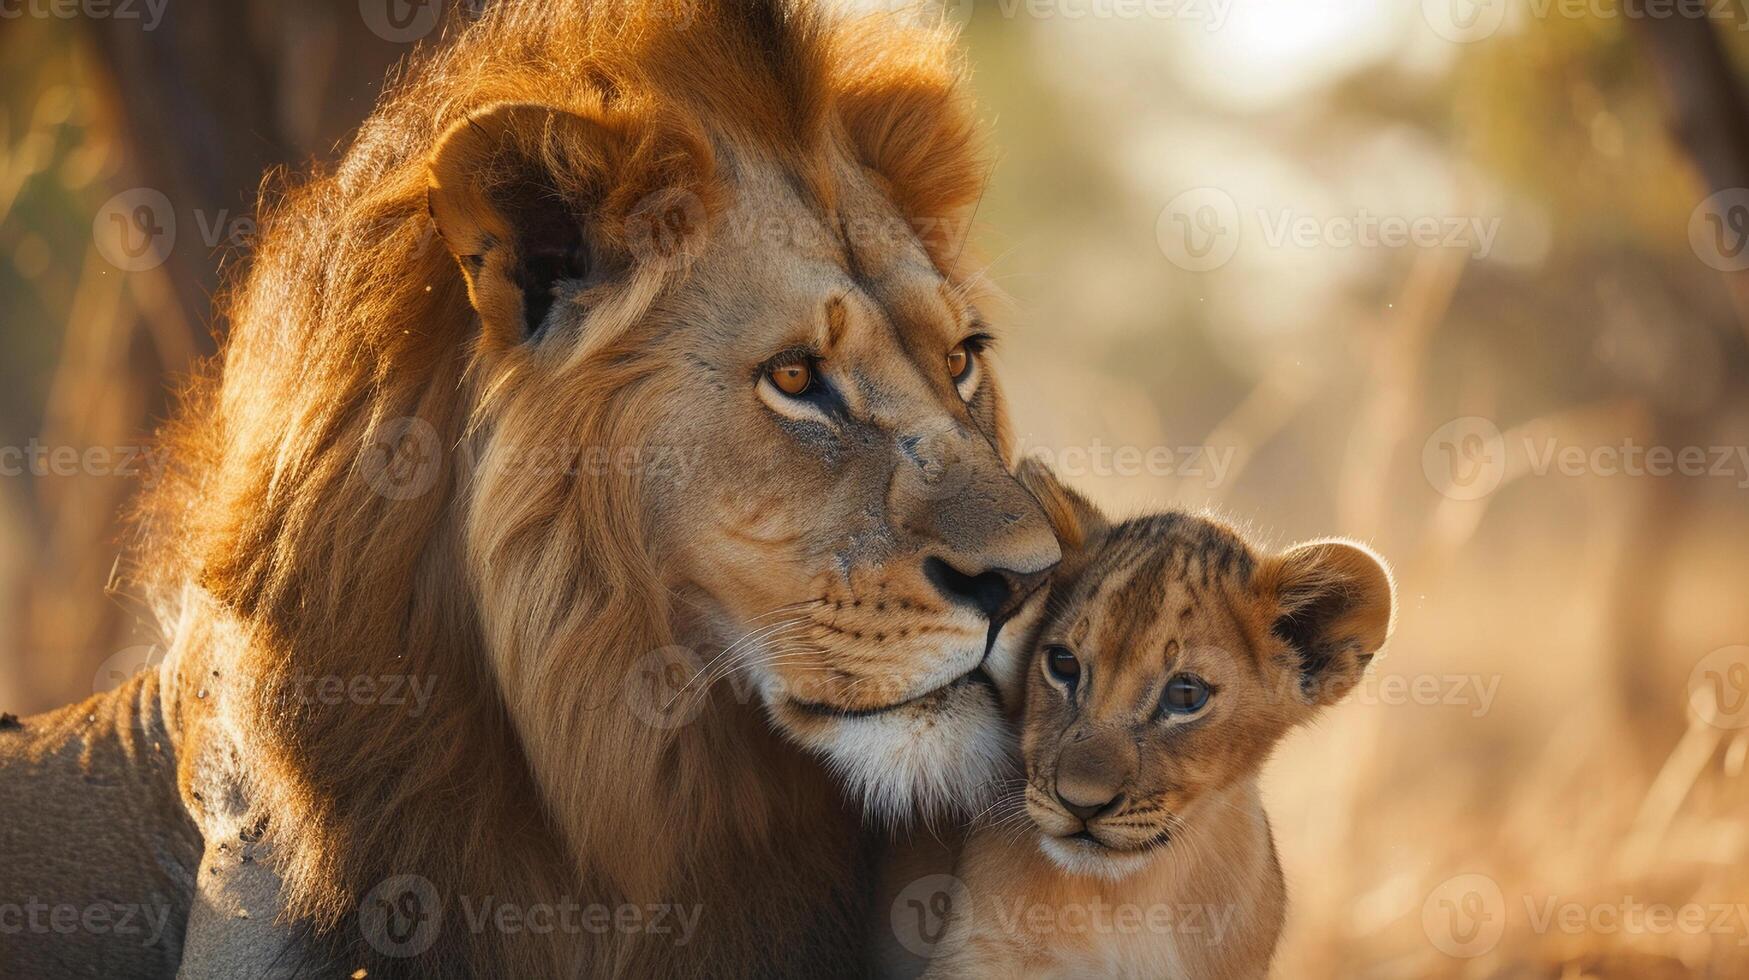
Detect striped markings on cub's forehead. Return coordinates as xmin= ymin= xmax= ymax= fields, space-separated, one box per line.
xmin=1054 ymin=512 xmax=1261 ymax=675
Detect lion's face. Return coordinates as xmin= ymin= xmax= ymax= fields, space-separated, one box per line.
xmin=643 ymin=165 xmax=1061 ymax=820
xmin=427 ymin=97 xmax=1060 ymax=822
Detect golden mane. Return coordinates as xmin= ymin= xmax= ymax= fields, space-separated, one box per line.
xmin=135 ymin=1 xmax=989 ymax=974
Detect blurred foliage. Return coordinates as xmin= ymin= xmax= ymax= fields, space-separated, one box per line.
xmin=4 ymin=2 xmax=1749 ymax=976
xmin=0 ymin=24 xmax=116 ymax=453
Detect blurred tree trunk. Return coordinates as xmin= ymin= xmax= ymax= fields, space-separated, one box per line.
xmin=1609 ymin=13 xmax=1749 ymax=764
xmin=13 ymin=2 xmax=433 ymax=710
xmin=84 ymin=0 xmax=423 ymax=339
xmin=1629 ymin=9 xmax=1749 ymax=333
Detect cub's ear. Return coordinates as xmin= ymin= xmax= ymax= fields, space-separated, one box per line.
xmin=427 ymin=101 xmax=715 ymax=344
xmin=1257 ymin=540 xmax=1395 ymax=709
xmin=1014 ymin=458 xmax=1108 ymax=554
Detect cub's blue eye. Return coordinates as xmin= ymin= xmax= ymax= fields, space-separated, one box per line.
xmin=1161 ymin=674 xmax=1210 ymax=715
xmin=1045 ymin=646 xmax=1081 ymax=688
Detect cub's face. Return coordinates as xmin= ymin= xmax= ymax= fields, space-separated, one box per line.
xmin=1005 ymin=465 xmax=1395 ymax=878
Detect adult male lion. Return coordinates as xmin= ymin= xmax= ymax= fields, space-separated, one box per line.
xmin=0 ymin=1 xmax=1059 ymax=976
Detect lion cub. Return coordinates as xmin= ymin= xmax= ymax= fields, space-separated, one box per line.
xmin=923 ymin=463 xmax=1395 ymax=979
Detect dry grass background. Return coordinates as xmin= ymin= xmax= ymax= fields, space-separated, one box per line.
xmin=3 ymin=2 xmax=1748 ymax=976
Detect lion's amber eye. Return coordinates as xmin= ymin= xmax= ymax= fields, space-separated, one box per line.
xmin=947 ymin=342 xmax=972 ymax=382
xmin=770 ymin=362 xmax=813 ymax=397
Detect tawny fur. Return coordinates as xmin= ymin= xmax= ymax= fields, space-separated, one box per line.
xmin=2 ymin=2 xmax=1065 ymax=977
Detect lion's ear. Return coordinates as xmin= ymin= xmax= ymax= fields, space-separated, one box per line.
xmin=1014 ymin=458 xmax=1108 ymax=554
xmin=428 ymin=104 xmax=599 ymax=342
xmin=1256 ymin=540 xmax=1396 ymax=709
xmin=833 ymin=22 xmax=985 ymax=269
xmin=427 ymin=101 xmax=716 ymax=343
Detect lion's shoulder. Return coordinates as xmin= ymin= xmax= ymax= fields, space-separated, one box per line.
xmin=0 ymin=670 xmax=201 ymax=976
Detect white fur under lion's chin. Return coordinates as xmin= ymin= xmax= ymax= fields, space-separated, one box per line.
xmin=1039 ymin=835 xmax=1152 ymax=881
xmin=772 ymin=682 xmax=1016 ymax=828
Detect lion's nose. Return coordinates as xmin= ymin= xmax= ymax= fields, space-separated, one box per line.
xmin=923 ymin=556 xmax=1048 ymax=621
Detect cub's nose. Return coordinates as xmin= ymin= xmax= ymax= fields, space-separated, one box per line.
xmin=1053 ymin=728 xmax=1136 ymax=824
xmin=923 ymin=557 xmax=1048 ymax=621
xmin=1056 ymin=789 xmax=1123 ymax=823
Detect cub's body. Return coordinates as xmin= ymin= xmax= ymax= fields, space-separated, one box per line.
xmin=913 ymin=462 xmax=1395 ymax=979
xmin=935 ymin=780 xmax=1282 ymax=979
